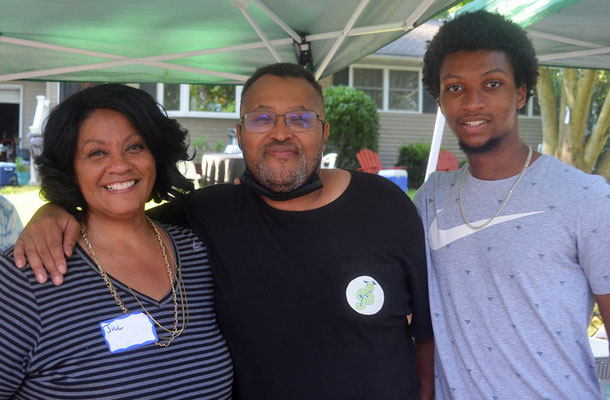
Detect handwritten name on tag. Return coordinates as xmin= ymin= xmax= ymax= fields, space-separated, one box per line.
xmin=100 ymin=311 xmax=158 ymax=353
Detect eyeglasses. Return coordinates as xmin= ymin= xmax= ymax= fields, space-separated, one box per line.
xmin=241 ymin=110 xmax=325 ymax=133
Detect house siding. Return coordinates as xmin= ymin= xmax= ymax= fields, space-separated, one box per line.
xmin=378 ymin=111 xmax=543 ymax=167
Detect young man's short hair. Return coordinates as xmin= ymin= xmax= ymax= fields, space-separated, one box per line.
xmin=422 ymin=10 xmax=538 ymax=102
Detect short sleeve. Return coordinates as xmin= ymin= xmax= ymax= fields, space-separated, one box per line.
xmin=575 ymin=177 xmax=610 ymax=295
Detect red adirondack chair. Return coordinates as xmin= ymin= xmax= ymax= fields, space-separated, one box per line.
xmin=436 ymin=150 xmax=459 ymax=171
xmin=356 ymin=148 xmax=405 ymax=174
xmin=356 ymin=148 xmax=382 ymax=174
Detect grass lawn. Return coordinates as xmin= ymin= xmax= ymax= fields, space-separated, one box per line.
xmin=0 ymin=185 xmax=47 ymax=227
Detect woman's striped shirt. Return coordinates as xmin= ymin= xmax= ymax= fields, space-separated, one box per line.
xmin=0 ymin=223 xmax=233 ymax=399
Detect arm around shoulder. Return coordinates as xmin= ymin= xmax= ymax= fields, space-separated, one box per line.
xmin=13 ymin=203 xmax=79 ymax=285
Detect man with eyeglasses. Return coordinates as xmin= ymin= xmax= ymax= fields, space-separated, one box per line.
xmin=15 ymin=63 xmax=434 ymax=399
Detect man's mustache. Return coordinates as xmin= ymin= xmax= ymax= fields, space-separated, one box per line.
xmin=261 ymin=139 xmax=301 ymax=154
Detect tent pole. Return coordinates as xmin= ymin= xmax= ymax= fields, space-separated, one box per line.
xmin=539 ymin=47 xmax=610 ymax=62
xmin=402 ymin=0 xmax=438 ymax=31
xmin=0 ymin=36 xmax=124 ymax=59
xmin=314 ymin=0 xmax=369 ymax=80
xmin=0 ymin=35 xmax=252 ymax=81
xmin=251 ymin=0 xmax=301 ymax=42
xmin=0 ymin=58 xmax=249 ymax=82
xmin=526 ymin=29 xmax=603 ymax=49
xmin=424 ymin=108 xmax=446 ymax=181
xmin=234 ymin=0 xmax=282 ymax=62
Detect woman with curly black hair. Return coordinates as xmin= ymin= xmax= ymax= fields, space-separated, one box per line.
xmin=0 ymin=84 xmax=233 ymax=398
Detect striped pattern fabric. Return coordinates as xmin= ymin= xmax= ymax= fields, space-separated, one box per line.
xmin=0 ymin=223 xmax=232 ymax=399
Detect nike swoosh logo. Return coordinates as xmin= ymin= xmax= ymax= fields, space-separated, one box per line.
xmin=430 ymin=211 xmax=544 ymax=250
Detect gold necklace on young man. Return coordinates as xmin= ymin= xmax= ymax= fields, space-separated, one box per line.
xmin=458 ymin=146 xmax=533 ymax=231
xmin=80 ymin=216 xmax=189 ymax=347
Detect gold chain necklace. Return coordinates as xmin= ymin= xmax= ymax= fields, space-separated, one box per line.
xmin=80 ymin=216 xmax=189 ymax=347
xmin=458 ymin=146 xmax=532 ymax=231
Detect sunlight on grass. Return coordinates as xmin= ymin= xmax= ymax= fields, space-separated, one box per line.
xmin=0 ymin=185 xmax=46 ymax=227
xmin=0 ymin=185 xmax=163 ymax=227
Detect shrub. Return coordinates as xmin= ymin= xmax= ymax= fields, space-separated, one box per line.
xmin=323 ymin=85 xmax=379 ymax=169
xmin=15 ymin=157 xmax=29 ymax=172
xmin=191 ymin=135 xmax=210 ymax=155
xmin=396 ymin=142 xmax=431 ymax=188
xmin=214 ymin=140 xmax=225 ymax=153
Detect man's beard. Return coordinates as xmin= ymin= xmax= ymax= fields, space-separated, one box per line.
xmin=244 ymin=139 xmax=323 ymax=193
xmin=458 ymin=137 xmax=502 ymax=155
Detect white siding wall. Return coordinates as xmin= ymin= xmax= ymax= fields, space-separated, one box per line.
xmin=378 ymin=111 xmax=543 ymax=167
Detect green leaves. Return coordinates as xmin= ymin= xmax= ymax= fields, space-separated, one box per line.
xmin=323 ymin=85 xmax=379 ymax=169
xmin=396 ymin=143 xmax=431 ymax=188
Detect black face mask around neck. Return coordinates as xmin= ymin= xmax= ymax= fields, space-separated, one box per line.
xmin=239 ymin=168 xmax=323 ymax=201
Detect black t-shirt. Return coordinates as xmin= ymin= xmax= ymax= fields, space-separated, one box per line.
xmin=150 ymin=170 xmax=433 ymax=399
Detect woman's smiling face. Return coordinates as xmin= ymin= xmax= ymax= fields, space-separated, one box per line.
xmin=73 ymin=108 xmax=156 ymax=221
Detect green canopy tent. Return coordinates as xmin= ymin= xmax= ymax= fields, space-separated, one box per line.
xmin=461 ymin=0 xmax=610 ymax=70
xmin=424 ymin=0 xmax=610 ymax=179
xmin=0 ymin=0 xmax=459 ymax=84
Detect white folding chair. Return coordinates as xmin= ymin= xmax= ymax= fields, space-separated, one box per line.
xmin=321 ymin=153 xmax=337 ymax=169
xmin=177 ymin=160 xmax=202 ymax=189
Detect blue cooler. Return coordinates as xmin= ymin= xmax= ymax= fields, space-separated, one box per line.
xmin=0 ymin=162 xmax=16 ymax=186
xmin=378 ymin=169 xmax=408 ymax=192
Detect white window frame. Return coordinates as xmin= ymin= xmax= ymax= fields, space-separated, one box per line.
xmin=519 ymin=97 xmax=541 ymax=119
xmin=349 ymin=64 xmax=423 ymax=114
xmin=156 ymin=83 xmax=243 ymax=119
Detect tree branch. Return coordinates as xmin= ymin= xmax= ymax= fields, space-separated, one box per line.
xmin=595 ymin=146 xmax=610 ymax=180
xmin=537 ymin=67 xmax=558 ymax=155
xmin=565 ymin=70 xmax=596 ymax=169
xmin=584 ymin=84 xmax=610 ymax=171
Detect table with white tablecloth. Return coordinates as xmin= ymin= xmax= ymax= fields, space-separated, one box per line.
xmin=201 ymin=153 xmax=246 ymax=186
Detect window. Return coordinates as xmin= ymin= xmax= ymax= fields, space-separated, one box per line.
xmin=161 ymin=84 xmax=181 ymax=111
xmin=350 ymin=66 xmax=422 ymax=113
xmin=157 ymin=83 xmax=242 ymax=118
xmin=352 ymin=68 xmax=383 ymax=108
xmin=389 ymin=70 xmax=419 ymax=111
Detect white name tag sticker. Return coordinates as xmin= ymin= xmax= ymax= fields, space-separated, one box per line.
xmin=100 ymin=311 xmax=158 ymax=353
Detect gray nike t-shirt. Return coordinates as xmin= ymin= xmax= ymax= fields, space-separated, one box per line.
xmin=414 ymin=154 xmax=610 ymax=399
